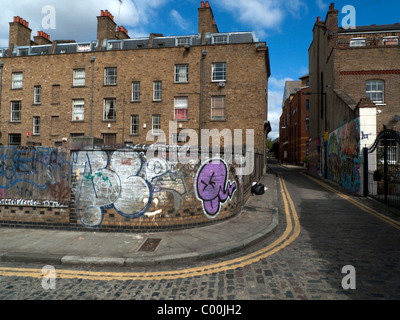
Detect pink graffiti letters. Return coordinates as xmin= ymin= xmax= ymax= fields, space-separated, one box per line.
xmin=195 ymin=159 xmax=237 ymax=218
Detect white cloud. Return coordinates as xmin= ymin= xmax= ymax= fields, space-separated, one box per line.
xmin=217 ymin=0 xmax=308 ymax=38
xmin=315 ymin=0 xmax=327 ymax=10
xmin=170 ymin=9 xmax=190 ymax=31
xmin=0 ymin=0 xmax=169 ymax=47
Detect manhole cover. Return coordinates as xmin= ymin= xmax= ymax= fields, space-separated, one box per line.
xmin=138 ymin=238 xmax=162 ymax=252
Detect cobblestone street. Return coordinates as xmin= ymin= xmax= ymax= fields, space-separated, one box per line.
xmin=1 ymin=164 xmax=400 ymax=301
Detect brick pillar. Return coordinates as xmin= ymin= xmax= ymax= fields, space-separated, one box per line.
xmin=97 ymin=10 xmax=117 ymax=49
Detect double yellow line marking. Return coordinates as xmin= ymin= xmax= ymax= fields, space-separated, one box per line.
xmin=303 ymin=173 xmax=400 ymax=231
xmin=0 ymin=174 xmax=300 ymax=281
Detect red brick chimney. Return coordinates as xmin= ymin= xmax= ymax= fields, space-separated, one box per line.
xmin=9 ymin=16 xmax=32 ymax=53
xmin=116 ymin=26 xmax=130 ymax=40
xmin=198 ymin=1 xmax=219 ymax=44
xmin=97 ymin=9 xmax=117 ymax=48
xmin=34 ymin=31 xmax=52 ymax=45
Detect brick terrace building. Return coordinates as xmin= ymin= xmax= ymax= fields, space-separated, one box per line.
xmin=308 ymin=2 xmax=400 ymax=192
xmin=0 ymin=2 xmax=271 ymax=167
xmin=279 ymin=75 xmax=310 ymax=165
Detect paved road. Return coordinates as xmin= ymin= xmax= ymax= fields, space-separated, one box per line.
xmin=1 ymin=163 xmax=400 ymax=301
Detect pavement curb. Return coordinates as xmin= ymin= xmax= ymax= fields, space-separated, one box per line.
xmin=0 ymin=172 xmax=280 ymax=268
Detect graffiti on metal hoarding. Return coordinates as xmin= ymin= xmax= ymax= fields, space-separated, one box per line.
xmin=327 ymin=119 xmax=361 ymax=193
xmin=0 ymin=146 xmax=71 ymax=201
xmin=195 ymin=159 xmax=237 ymax=218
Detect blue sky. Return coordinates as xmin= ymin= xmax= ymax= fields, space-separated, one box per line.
xmin=0 ymin=0 xmax=399 ymax=139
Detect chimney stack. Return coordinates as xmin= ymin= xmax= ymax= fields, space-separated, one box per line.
xmin=97 ymin=9 xmax=117 ymax=48
xmin=9 ymin=16 xmax=32 ymax=54
xmin=34 ymin=31 xmax=52 ymax=45
xmin=116 ymin=26 xmax=130 ymax=40
xmin=198 ymin=1 xmax=218 ymax=44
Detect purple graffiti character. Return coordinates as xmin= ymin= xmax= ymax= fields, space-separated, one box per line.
xmin=195 ymin=159 xmax=237 ymax=218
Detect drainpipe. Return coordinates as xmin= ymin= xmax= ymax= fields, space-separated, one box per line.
xmin=199 ymin=49 xmax=207 ymax=150
xmin=90 ymin=56 xmax=96 ymax=137
xmin=0 ymin=62 xmax=4 ymax=103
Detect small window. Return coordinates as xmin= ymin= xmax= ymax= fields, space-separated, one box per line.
xmin=212 ymin=63 xmax=226 ymax=82
xmin=305 ymin=117 xmax=310 ymax=132
xmin=104 ymin=98 xmax=116 ymax=121
xmin=350 ymin=38 xmax=366 ymax=47
xmin=77 ymin=43 xmax=91 ymax=52
xmin=174 ymin=97 xmax=188 ymax=120
xmin=72 ymin=99 xmax=85 ymax=121
xmin=131 ymin=115 xmax=139 ymax=135
xmin=34 ymin=86 xmax=41 ymax=104
xmin=102 ymin=133 xmax=117 ymax=145
xmin=132 ymin=82 xmax=140 ymax=102
xmin=176 ymin=37 xmax=191 ymax=46
xmin=152 ymin=115 xmax=161 ymax=135
xmin=175 ymin=65 xmax=189 ymax=83
xmin=172 ymin=133 xmax=189 ymax=144
xmin=104 ymin=67 xmax=117 ymax=85
xmin=366 ymin=80 xmax=384 ymax=103
xmin=383 ymin=37 xmax=399 ymax=46
xmin=33 ymin=117 xmax=40 ymax=135
xmin=12 ymin=72 xmax=23 ymax=89
xmin=18 ymin=48 xmax=29 ymax=56
xmin=211 ymin=96 xmax=226 ymax=120
xmin=11 ymin=101 xmax=21 ymax=122
xmin=8 ymin=134 xmax=21 ymax=146
xmin=107 ymin=41 xmax=121 ymax=50
xmin=306 ymin=99 xmax=310 ymax=110
xmin=73 ymin=69 xmax=86 ymax=87
xmin=213 ymin=35 xmax=228 ymax=44
xmin=153 ymin=81 xmax=162 ymax=101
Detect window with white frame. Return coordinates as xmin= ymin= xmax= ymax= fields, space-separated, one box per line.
xmin=72 ymin=99 xmax=85 ymax=121
xmin=18 ymin=48 xmax=29 ymax=56
xmin=132 ymin=82 xmax=140 ymax=101
xmin=104 ymin=98 xmax=116 ymax=121
xmin=350 ymin=38 xmax=366 ymax=47
xmin=107 ymin=41 xmax=121 ymax=50
xmin=131 ymin=115 xmax=139 ymax=135
xmin=77 ymin=43 xmax=91 ymax=52
xmin=73 ymin=69 xmax=86 ymax=86
xmin=383 ymin=37 xmax=399 ymax=46
xmin=33 ymin=117 xmax=40 ymax=135
xmin=12 ymin=72 xmax=23 ymax=89
xmin=175 ymin=65 xmax=189 ymax=83
xmin=8 ymin=134 xmax=21 ymax=146
xmin=34 ymin=86 xmax=41 ymax=104
xmin=104 ymin=67 xmax=117 ymax=85
xmin=176 ymin=37 xmax=191 ymax=46
xmin=211 ymin=96 xmax=226 ymax=120
xmin=153 ymin=81 xmax=162 ymax=101
xmin=366 ymin=80 xmax=384 ymax=103
xmin=152 ymin=115 xmax=161 ymax=135
xmin=213 ymin=35 xmax=228 ymax=44
xmin=11 ymin=101 xmax=21 ymax=122
xmin=212 ymin=63 xmax=226 ymax=82
xmin=174 ymin=97 xmax=188 ymax=120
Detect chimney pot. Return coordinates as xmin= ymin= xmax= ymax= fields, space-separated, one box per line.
xmin=206 ymin=1 xmax=210 ymax=7
xmin=201 ymin=1 xmax=205 ymax=8
xmin=317 ymin=16 xmax=321 ymax=22
xmin=329 ymin=3 xmax=335 ymax=10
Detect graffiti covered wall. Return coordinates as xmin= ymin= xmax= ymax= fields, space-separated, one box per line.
xmin=0 ymin=146 xmax=249 ymax=231
xmin=327 ymin=118 xmax=361 ymax=194
xmin=71 ymin=149 xmax=242 ymax=229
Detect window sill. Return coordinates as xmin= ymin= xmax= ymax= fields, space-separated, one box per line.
xmin=32 ymin=103 xmax=41 ymax=106
xmin=71 ymin=120 xmax=85 ymax=123
xmin=131 ymin=100 xmax=141 ymax=103
xmin=11 ymin=87 xmax=23 ymax=90
xmin=103 ymin=84 xmax=117 ymax=87
xmin=174 ymin=81 xmax=189 ymax=84
xmin=103 ymin=120 xmax=117 ymax=122
xmin=72 ymin=85 xmax=86 ymax=88
xmin=210 ymin=119 xmax=226 ymax=122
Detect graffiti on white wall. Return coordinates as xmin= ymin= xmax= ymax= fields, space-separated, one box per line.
xmin=72 ymin=149 xmax=238 ymax=227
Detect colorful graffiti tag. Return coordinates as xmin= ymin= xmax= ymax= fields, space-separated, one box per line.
xmin=195 ymin=159 xmax=237 ymax=218
xmin=0 ymin=146 xmax=71 ymax=203
xmin=327 ymin=119 xmax=361 ymax=193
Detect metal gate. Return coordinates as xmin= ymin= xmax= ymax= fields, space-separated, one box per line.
xmin=364 ymin=127 xmax=400 ymax=208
